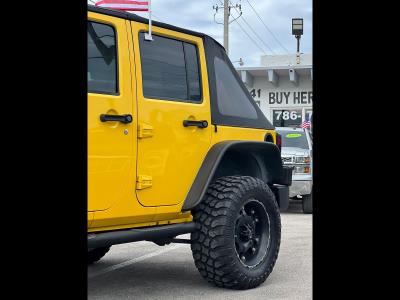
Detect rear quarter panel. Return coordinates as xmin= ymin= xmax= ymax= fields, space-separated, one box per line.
xmin=211 ymin=126 xmax=276 ymax=145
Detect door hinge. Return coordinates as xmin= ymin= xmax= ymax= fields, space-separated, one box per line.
xmin=138 ymin=123 xmax=153 ymax=139
xmin=136 ymin=175 xmax=153 ymax=190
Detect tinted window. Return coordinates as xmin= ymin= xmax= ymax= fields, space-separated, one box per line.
xmin=88 ymin=22 xmax=117 ymax=94
xmin=184 ymin=43 xmax=201 ymax=101
xmin=214 ymin=57 xmax=257 ymax=119
xmin=139 ymin=33 xmax=201 ymax=102
xmin=277 ymin=131 xmax=309 ymax=149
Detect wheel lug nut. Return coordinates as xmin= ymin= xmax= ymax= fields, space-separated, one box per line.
xmin=241 ymin=256 xmax=246 ymax=261
xmin=252 ymin=247 xmax=256 ymax=252
xmin=255 ymin=218 xmax=258 ymax=222
xmin=251 ymin=210 xmax=255 ymax=214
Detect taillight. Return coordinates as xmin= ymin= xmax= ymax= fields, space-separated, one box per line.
xmin=275 ymin=133 xmax=282 ymax=152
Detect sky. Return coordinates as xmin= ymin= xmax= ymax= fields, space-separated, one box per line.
xmin=88 ymin=0 xmax=312 ymax=67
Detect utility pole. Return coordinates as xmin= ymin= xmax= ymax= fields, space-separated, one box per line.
xmin=223 ymin=0 xmax=229 ymax=54
xmin=213 ymin=1 xmax=242 ymax=56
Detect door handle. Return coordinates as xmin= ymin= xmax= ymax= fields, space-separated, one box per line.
xmin=100 ymin=114 xmax=133 ymax=124
xmin=183 ymin=120 xmax=208 ymax=129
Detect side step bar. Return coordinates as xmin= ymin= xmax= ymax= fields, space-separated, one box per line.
xmin=88 ymin=222 xmax=197 ymax=249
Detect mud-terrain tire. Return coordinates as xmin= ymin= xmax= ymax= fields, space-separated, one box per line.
xmin=88 ymin=246 xmax=110 ymax=264
xmin=191 ymin=176 xmax=281 ymax=290
xmin=302 ymin=194 xmax=312 ymax=214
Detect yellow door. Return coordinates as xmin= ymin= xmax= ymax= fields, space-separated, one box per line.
xmin=132 ymin=23 xmax=212 ymax=207
xmin=88 ymin=13 xmax=137 ymax=212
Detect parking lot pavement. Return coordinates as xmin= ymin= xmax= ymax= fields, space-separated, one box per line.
xmin=88 ymin=202 xmax=312 ymax=300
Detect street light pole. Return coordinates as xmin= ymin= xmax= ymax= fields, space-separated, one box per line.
xmin=296 ymin=35 xmax=300 ymax=53
xmin=292 ymin=18 xmax=304 ymax=64
xmin=296 ymin=35 xmax=301 ymax=63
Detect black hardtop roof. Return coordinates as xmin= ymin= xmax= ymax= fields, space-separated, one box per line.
xmin=88 ymin=5 xmax=224 ymax=48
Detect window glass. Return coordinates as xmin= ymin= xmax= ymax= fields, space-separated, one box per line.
xmin=184 ymin=43 xmax=201 ymax=101
xmin=139 ymin=33 xmax=201 ymax=102
xmin=87 ymin=22 xmax=117 ymax=94
xmin=277 ymin=131 xmax=309 ymax=149
xmin=214 ymin=57 xmax=258 ymax=119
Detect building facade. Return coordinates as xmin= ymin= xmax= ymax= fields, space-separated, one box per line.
xmin=236 ymin=53 xmax=312 ymax=128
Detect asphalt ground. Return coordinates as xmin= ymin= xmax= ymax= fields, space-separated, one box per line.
xmin=88 ymin=201 xmax=312 ymax=300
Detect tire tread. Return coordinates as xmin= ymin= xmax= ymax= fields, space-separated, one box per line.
xmin=191 ymin=175 xmax=281 ymax=289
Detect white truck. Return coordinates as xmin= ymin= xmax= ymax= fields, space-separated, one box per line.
xmin=276 ymin=127 xmax=313 ymax=213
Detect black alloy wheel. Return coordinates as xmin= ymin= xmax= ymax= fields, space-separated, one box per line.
xmin=234 ymin=199 xmax=271 ymax=268
xmin=191 ymin=176 xmax=281 ymax=289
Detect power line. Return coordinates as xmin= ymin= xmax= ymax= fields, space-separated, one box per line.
xmin=216 ymin=0 xmax=265 ymax=55
xmin=229 ymin=1 xmax=275 ymax=54
xmin=245 ymin=0 xmax=290 ymax=54
xmin=232 ymin=17 xmax=266 ymax=54
xmin=214 ymin=1 xmax=243 ymax=55
xmin=239 ymin=16 xmax=275 ymax=54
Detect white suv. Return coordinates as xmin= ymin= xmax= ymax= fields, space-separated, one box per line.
xmin=276 ymin=127 xmax=313 ymax=213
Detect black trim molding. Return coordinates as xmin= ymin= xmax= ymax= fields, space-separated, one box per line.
xmin=182 ymin=141 xmax=286 ymax=211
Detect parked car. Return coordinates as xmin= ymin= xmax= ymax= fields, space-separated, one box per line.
xmin=88 ymin=5 xmax=292 ymax=290
xmin=275 ymin=127 xmax=312 ymax=213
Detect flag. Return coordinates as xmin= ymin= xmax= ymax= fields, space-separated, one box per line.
xmin=300 ymin=119 xmax=311 ymax=129
xmin=95 ymin=0 xmax=149 ymax=11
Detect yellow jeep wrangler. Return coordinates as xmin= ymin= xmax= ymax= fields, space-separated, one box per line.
xmin=88 ymin=5 xmax=292 ymax=290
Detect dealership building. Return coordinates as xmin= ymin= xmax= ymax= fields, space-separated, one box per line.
xmin=236 ymin=53 xmax=312 ymax=128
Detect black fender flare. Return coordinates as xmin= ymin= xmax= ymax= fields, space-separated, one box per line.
xmin=182 ymin=141 xmax=289 ymax=211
